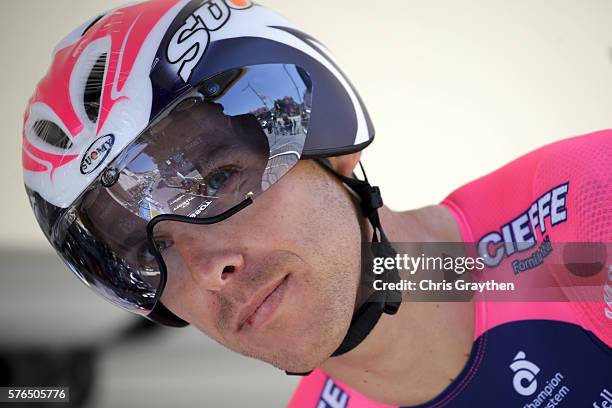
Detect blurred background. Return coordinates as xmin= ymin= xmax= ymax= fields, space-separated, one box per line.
xmin=0 ymin=0 xmax=611 ymax=406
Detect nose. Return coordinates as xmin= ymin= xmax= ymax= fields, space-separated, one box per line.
xmin=173 ymin=234 xmax=245 ymax=292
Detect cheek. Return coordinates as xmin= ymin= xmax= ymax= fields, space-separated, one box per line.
xmin=230 ymin=167 xmax=361 ymax=363
xmin=160 ymin=270 xmax=198 ymax=321
xmin=161 ymin=265 xmax=219 ymax=332
xmin=245 ymin=174 xmax=320 ymax=247
xmin=246 ymin=162 xmax=363 ymax=307
xmin=159 ymin=248 xmax=191 ymax=314
xmin=162 ymin=279 xmax=230 ymax=343
xmin=263 ymin=167 xmax=362 ymax=274
xmin=227 ymin=262 xmax=358 ymax=371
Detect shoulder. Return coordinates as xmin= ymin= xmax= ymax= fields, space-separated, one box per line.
xmin=441 ymin=129 xmax=611 ymax=239
xmin=532 ymin=128 xmax=611 ymax=187
xmin=531 ymin=129 xmax=611 ymax=241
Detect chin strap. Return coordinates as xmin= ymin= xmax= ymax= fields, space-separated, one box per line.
xmin=285 ymin=159 xmax=402 ymax=376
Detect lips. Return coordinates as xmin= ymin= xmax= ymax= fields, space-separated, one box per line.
xmin=236 ymin=274 xmax=289 ymax=331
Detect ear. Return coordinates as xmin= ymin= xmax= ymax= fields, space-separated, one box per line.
xmin=327 ymin=151 xmax=362 ymax=177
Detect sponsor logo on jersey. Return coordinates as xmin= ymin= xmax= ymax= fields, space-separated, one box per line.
xmin=592 ymin=388 xmax=612 ymax=408
xmin=510 ymin=351 xmax=572 ymax=408
xmin=166 ymin=0 xmax=252 ymax=82
xmin=318 ymin=378 xmax=349 ymax=408
xmin=478 ymin=182 xmax=569 ymax=268
xmin=80 ymin=134 xmax=115 ymax=174
xmin=511 ymin=351 xmax=541 ymax=396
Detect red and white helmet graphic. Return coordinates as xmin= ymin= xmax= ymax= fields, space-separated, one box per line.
xmin=23 ymin=0 xmax=183 ymax=207
xmin=23 ymin=0 xmax=373 ymax=210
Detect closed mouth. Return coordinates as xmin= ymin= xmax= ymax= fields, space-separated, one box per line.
xmin=236 ymin=274 xmax=289 ymax=331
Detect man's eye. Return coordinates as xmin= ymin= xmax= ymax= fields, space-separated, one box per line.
xmin=156 ymin=239 xmax=174 ymax=253
xmin=137 ymin=240 xmax=173 ymax=267
xmin=203 ymin=168 xmax=236 ymax=196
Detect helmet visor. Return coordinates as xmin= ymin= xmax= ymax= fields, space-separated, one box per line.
xmin=44 ymin=64 xmax=312 ymax=315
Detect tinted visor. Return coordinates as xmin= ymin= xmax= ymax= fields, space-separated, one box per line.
xmin=47 ymin=64 xmax=312 ymax=314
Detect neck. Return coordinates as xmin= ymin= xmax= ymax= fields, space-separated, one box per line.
xmin=320 ymin=205 xmax=475 ymax=406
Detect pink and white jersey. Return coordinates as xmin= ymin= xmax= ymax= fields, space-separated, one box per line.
xmin=288 ymin=129 xmax=612 ymax=408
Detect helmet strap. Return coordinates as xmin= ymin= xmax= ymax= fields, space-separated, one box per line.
xmin=285 ymin=159 xmax=402 ymax=376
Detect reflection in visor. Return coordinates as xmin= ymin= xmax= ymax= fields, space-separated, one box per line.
xmin=44 ymin=64 xmax=313 ymax=314
xmin=108 ymin=100 xmax=270 ymax=221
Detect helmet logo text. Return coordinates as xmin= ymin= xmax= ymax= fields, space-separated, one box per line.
xmin=80 ymin=135 xmax=115 ymax=175
xmin=167 ymin=0 xmax=252 ymax=83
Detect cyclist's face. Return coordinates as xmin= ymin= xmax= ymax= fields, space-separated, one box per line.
xmin=157 ymin=160 xmax=362 ymax=372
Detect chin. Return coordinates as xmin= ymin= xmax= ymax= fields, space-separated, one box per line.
xmin=243 ymin=328 xmax=343 ymax=373
xmin=261 ymin=348 xmax=326 ymax=374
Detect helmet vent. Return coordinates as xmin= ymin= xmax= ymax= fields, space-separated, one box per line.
xmin=32 ymin=120 xmax=73 ymax=149
xmin=84 ymin=53 xmax=107 ymax=123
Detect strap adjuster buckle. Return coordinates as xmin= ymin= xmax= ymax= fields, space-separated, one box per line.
xmin=361 ymin=185 xmax=384 ymax=216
